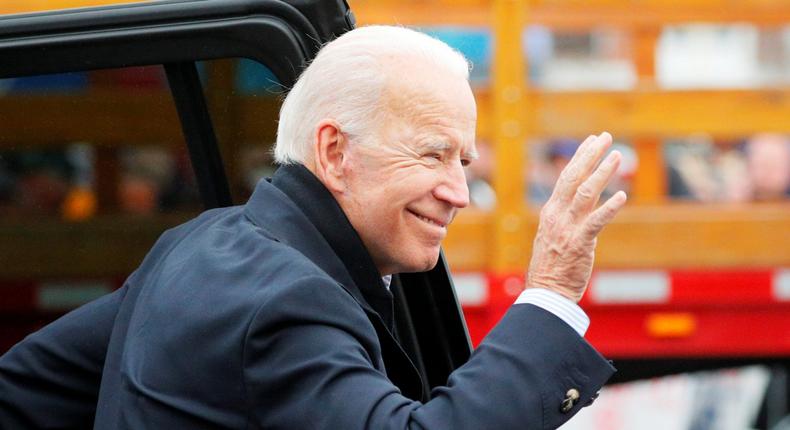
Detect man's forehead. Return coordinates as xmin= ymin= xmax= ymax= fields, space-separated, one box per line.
xmin=383 ymin=73 xmax=476 ymax=126
xmin=371 ymin=56 xmax=477 ymax=153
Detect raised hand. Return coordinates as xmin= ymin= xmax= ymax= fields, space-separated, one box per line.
xmin=527 ymin=132 xmax=628 ymax=303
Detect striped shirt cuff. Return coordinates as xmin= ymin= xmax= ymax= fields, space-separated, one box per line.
xmin=514 ymin=288 xmax=590 ymax=337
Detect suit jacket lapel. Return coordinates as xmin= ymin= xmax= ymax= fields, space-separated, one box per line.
xmin=243 ymin=165 xmax=426 ymax=401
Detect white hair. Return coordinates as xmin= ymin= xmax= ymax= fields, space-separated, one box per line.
xmin=273 ymin=25 xmax=470 ymax=165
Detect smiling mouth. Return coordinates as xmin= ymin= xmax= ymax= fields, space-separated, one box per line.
xmin=408 ymin=210 xmax=447 ymax=228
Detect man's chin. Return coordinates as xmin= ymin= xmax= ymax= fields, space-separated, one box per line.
xmin=400 ymin=251 xmax=441 ymax=274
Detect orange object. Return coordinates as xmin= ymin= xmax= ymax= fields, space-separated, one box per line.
xmin=1 ymin=1 xmax=148 ymax=15
xmin=645 ymin=312 xmax=697 ymax=338
xmin=61 ymin=186 xmax=98 ymax=221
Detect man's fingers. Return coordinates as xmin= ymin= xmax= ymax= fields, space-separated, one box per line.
xmin=565 ymin=134 xmax=597 ymax=168
xmin=553 ymin=132 xmax=612 ymax=203
xmin=551 ymin=135 xmax=596 ymax=201
xmin=583 ymin=190 xmax=627 ymax=241
xmin=570 ymin=150 xmax=621 ymax=217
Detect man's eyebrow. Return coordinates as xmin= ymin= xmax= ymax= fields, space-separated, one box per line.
xmin=463 ymin=147 xmax=479 ymax=160
xmin=421 ymin=140 xmax=452 ymax=152
xmin=420 ymin=139 xmax=478 ymax=160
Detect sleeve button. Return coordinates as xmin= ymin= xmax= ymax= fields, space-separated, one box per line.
xmin=560 ymin=388 xmax=580 ymax=413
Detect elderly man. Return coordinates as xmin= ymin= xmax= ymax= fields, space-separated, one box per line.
xmin=0 ymin=26 xmax=626 ymax=429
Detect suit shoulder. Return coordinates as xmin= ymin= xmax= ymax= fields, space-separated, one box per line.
xmin=135 ymin=204 xmax=348 ymax=309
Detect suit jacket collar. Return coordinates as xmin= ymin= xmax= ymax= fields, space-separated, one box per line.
xmin=246 ymin=165 xmax=393 ymax=330
xmin=242 ymin=165 xmax=425 ymax=400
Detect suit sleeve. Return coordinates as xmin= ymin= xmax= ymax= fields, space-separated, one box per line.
xmin=0 ymin=284 xmax=127 ymax=429
xmin=243 ymin=276 xmax=614 ymax=430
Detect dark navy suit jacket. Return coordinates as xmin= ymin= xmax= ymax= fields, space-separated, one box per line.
xmin=0 ymin=165 xmax=614 ymax=429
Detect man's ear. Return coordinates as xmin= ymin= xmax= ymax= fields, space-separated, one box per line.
xmin=312 ymin=119 xmax=348 ymax=193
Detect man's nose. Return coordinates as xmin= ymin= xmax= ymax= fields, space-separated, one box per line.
xmin=434 ymin=162 xmax=470 ymax=209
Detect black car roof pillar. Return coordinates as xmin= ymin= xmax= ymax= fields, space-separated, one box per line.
xmin=164 ymin=61 xmax=233 ymax=209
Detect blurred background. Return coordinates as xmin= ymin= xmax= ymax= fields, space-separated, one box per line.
xmin=1 ymin=0 xmax=789 ymax=429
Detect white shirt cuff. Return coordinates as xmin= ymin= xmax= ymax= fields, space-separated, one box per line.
xmin=514 ymin=288 xmax=590 ymax=337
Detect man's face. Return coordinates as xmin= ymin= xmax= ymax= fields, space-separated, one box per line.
xmin=339 ymin=67 xmax=477 ymax=275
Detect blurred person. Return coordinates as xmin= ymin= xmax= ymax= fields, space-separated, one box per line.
xmin=465 ymin=140 xmax=496 ymax=210
xmin=14 ymin=169 xmax=70 ymax=215
xmin=120 ymin=146 xmax=173 ymax=191
xmin=746 ymin=133 xmax=790 ymax=201
xmin=235 ymin=144 xmax=276 ymax=199
xmin=118 ymin=146 xmax=200 ymax=213
xmin=61 ymin=143 xmax=99 ymax=221
xmin=667 ymin=137 xmax=719 ymax=202
xmin=529 ymin=138 xmax=577 ymax=204
xmin=1 ymin=149 xmax=74 ymax=216
xmin=716 ymin=140 xmax=751 ymax=203
xmin=602 ymin=142 xmax=636 ymax=201
xmin=116 ymin=146 xmax=172 ymax=214
xmin=667 ymin=137 xmax=754 ymax=203
xmin=530 ymin=140 xmax=634 ymax=206
xmin=0 ymin=26 xmax=627 ymax=429
xmin=119 ymin=174 xmax=158 ymax=215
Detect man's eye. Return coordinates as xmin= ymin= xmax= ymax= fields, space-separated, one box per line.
xmin=461 ymin=159 xmax=471 ymax=167
xmin=426 ymin=153 xmax=442 ymax=161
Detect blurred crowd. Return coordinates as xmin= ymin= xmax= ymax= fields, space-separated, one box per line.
xmin=667 ymin=133 xmax=790 ymax=202
xmin=0 ymin=145 xmax=201 ymax=219
xmin=462 ymin=133 xmax=790 ymax=210
xmin=2 ymin=132 xmax=789 ymax=219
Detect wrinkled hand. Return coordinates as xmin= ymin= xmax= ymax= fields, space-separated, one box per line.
xmin=527 ymin=132 xmax=627 ymax=303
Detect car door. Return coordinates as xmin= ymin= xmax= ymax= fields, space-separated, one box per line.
xmin=0 ymin=0 xmax=471 ymax=395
